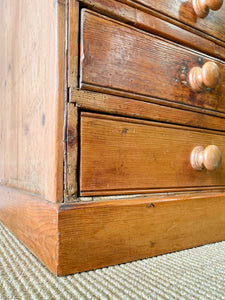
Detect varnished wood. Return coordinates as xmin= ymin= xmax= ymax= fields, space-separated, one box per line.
xmin=191 ymin=145 xmax=222 ymax=170
xmin=135 ymin=10 xmax=225 ymax=61
xmin=80 ymin=186 xmax=225 ymax=196
xmin=78 ymin=83 xmax=225 ymax=118
xmin=192 ymin=0 xmax=223 ymax=18
xmin=71 ymin=89 xmax=225 ymax=131
xmin=0 ymin=0 xmax=65 ymax=202
xmin=78 ymin=0 xmax=225 ymax=61
xmin=80 ymin=0 xmax=136 ymax=24
xmin=0 ymin=185 xmax=59 ymax=274
xmin=119 ymin=0 xmax=225 ymax=43
xmin=118 ymin=0 xmax=225 ymax=50
xmin=58 ymin=191 xmax=225 ymax=275
xmin=1 ymin=0 xmax=225 ymax=277
xmin=80 ymin=112 xmax=225 ymax=196
xmin=189 ymin=61 xmax=221 ymax=92
xmin=80 ymin=10 xmax=225 ymax=113
xmin=70 ymin=87 xmax=225 ymax=200
xmin=2 ymin=186 xmax=225 ymax=276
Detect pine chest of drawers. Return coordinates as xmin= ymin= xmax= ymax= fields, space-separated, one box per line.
xmin=0 ymin=0 xmax=225 ymax=275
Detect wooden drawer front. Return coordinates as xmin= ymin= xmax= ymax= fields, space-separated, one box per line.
xmin=80 ymin=112 xmax=225 ymax=196
xmin=128 ymin=0 xmax=225 ymax=43
xmin=80 ymin=10 xmax=225 ymax=113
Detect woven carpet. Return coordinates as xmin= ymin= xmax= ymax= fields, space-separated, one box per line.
xmin=0 ymin=221 xmax=224 ymax=300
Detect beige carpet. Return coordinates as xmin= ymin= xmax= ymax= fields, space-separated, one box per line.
xmin=0 ymin=221 xmax=224 ymax=300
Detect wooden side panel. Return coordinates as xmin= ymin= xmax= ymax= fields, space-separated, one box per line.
xmin=80 ymin=10 xmax=225 ymax=113
xmin=0 ymin=0 xmax=65 ymax=202
xmin=0 ymin=186 xmax=58 ymax=275
xmin=122 ymin=0 xmax=225 ymax=43
xmin=80 ymin=112 xmax=225 ymax=196
xmin=58 ymin=192 xmax=225 ymax=275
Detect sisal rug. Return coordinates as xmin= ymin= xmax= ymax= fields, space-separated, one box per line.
xmin=0 ymin=221 xmax=224 ymax=300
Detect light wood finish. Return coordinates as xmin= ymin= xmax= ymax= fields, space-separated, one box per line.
xmin=120 ymin=0 xmax=225 ymax=43
xmin=191 ymin=145 xmax=222 ymax=170
xmin=0 ymin=0 xmax=65 ymax=202
xmin=189 ymin=61 xmax=221 ymax=92
xmin=80 ymin=112 xmax=225 ymax=196
xmin=80 ymin=10 xmax=225 ymax=113
xmin=58 ymin=191 xmax=225 ymax=275
xmin=192 ymin=0 xmax=223 ymax=18
xmin=0 ymin=185 xmax=58 ymax=274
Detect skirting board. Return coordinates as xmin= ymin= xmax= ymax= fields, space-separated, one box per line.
xmin=1 ymin=185 xmax=225 ymax=276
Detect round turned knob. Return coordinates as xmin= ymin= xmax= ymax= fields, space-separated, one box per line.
xmin=189 ymin=61 xmax=221 ymax=92
xmin=191 ymin=145 xmax=222 ymax=171
xmin=192 ymin=0 xmax=223 ymax=18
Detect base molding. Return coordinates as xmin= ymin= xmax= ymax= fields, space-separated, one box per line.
xmin=0 ymin=185 xmax=59 ymax=274
xmin=58 ymin=192 xmax=225 ymax=275
xmin=1 ymin=186 xmax=225 ymax=276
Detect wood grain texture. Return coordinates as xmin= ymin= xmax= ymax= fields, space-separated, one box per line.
xmin=71 ymin=89 xmax=225 ymax=131
xmin=80 ymin=112 xmax=225 ymax=196
xmin=78 ymin=0 xmax=225 ymax=61
xmin=122 ymin=0 xmax=225 ymax=43
xmin=58 ymin=191 xmax=225 ymax=275
xmin=0 ymin=185 xmax=59 ymax=275
xmin=68 ymin=0 xmax=79 ymax=87
xmin=0 ymin=0 xmax=65 ymax=202
xmin=80 ymin=0 xmax=136 ymax=23
xmin=135 ymin=9 xmax=225 ymax=61
xmin=80 ymin=10 xmax=225 ymax=113
xmin=66 ymin=104 xmax=78 ymax=201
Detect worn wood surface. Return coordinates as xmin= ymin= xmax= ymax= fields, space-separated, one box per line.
xmin=80 ymin=0 xmax=136 ymax=23
xmin=0 ymin=185 xmax=59 ymax=274
xmin=80 ymin=10 xmax=225 ymax=113
xmin=1 ymin=0 xmax=225 ymax=278
xmin=71 ymin=89 xmax=225 ymax=131
xmin=135 ymin=9 xmax=225 ymax=61
xmin=120 ymin=0 xmax=225 ymax=43
xmin=66 ymin=104 xmax=78 ymax=201
xmin=80 ymin=112 xmax=225 ymax=196
xmin=58 ymin=191 xmax=225 ymax=275
xmin=78 ymin=0 xmax=225 ymax=61
xmin=0 ymin=0 xmax=65 ymax=202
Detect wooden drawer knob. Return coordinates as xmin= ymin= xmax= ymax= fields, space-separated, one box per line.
xmin=191 ymin=145 xmax=222 ymax=171
xmin=192 ymin=0 xmax=223 ymax=18
xmin=189 ymin=61 xmax=221 ymax=92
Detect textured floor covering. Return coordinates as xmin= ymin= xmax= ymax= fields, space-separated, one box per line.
xmin=0 ymin=221 xmax=224 ymax=300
